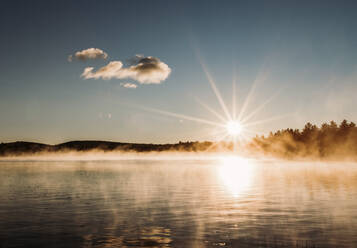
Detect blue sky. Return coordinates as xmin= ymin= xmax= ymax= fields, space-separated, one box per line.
xmin=1 ymin=0 xmax=357 ymax=144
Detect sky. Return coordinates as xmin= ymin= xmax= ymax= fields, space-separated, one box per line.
xmin=1 ymin=0 xmax=357 ymax=144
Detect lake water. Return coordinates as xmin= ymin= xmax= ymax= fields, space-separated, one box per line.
xmin=0 ymin=157 xmax=357 ymax=247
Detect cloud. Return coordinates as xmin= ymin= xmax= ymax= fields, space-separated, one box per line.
xmin=81 ymin=61 xmax=123 ymax=80
xmin=128 ymin=55 xmax=171 ymax=84
xmin=68 ymin=48 xmax=108 ymax=62
xmin=81 ymin=55 xmax=171 ymax=84
xmin=120 ymin=82 xmax=138 ymax=89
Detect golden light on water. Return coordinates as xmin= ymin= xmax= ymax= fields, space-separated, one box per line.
xmin=217 ymin=156 xmax=255 ymax=197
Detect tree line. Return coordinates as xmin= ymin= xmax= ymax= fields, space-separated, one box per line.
xmin=250 ymin=120 xmax=357 ymax=159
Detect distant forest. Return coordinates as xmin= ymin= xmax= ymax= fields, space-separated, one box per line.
xmin=1 ymin=120 xmax=357 ymax=160
xmin=0 ymin=140 xmax=214 ymax=156
xmin=250 ymin=120 xmax=357 ymax=160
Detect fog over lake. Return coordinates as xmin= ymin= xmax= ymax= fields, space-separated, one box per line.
xmin=1 ymin=158 xmax=356 ymax=247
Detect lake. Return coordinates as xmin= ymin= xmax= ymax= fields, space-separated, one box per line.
xmin=0 ymin=157 xmax=356 ymax=247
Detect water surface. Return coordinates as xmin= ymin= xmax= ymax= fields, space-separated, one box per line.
xmin=0 ymin=157 xmax=356 ymax=247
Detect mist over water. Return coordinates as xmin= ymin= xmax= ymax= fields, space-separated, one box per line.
xmin=0 ymin=158 xmax=357 ymax=247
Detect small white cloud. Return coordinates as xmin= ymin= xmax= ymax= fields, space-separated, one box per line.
xmin=81 ymin=55 xmax=171 ymax=84
xmin=120 ymin=82 xmax=138 ymax=89
xmin=69 ymin=48 xmax=108 ymax=62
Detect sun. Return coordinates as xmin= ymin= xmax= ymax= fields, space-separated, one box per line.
xmin=141 ymin=57 xmax=287 ymax=152
xmin=226 ymin=121 xmax=243 ymax=136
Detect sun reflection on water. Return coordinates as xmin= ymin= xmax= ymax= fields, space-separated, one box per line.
xmin=217 ymin=156 xmax=255 ymax=197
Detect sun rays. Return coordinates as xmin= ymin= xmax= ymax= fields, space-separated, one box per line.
xmin=138 ymin=57 xmax=289 ymax=152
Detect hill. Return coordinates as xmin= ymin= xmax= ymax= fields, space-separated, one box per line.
xmin=0 ymin=140 xmax=213 ymax=156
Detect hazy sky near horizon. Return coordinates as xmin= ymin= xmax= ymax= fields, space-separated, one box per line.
xmin=1 ymin=0 xmax=357 ymax=144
